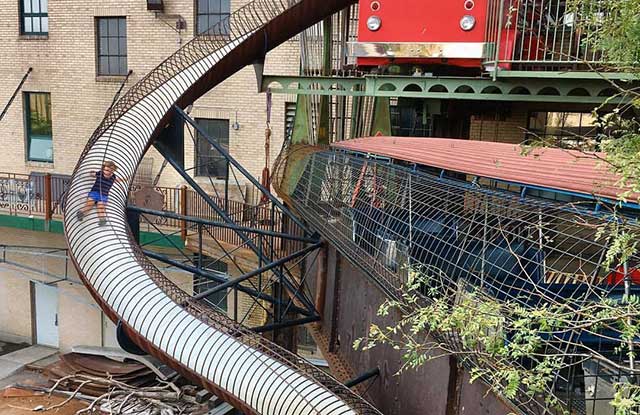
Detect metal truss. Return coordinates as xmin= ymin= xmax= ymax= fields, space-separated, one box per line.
xmin=139 ymin=106 xmax=322 ymax=331
xmin=262 ymin=73 xmax=636 ymax=104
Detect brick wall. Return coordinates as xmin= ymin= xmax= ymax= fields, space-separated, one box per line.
xmin=468 ymin=103 xmax=530 ymax=144
xmin=0 ymin=0 xmax=300 ymax=191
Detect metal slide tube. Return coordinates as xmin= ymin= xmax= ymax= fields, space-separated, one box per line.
xmin=63 ymin=0 xmax=379 ymax=414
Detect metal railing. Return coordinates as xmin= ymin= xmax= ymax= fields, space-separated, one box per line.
xmin=0 ymin=172 xmax=69 ymax=218
xmin=0 ymin=171 xmax=302 ymax=254
xmin=485 ymin=0 xmax=607 ymax=70
xmin=0 ymin=244 xmax=77 ymax=282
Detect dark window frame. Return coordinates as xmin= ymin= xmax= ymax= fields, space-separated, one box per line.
xmin=193 ymin=257 xmax=228 ymax=312
xmin=24 ymin=92 xmax=53 ymax=163
xmin=19 ymin=0 xmax=49 ymax=35
xmin=95 ymin=17 xmax=128 ymax=76
xmin=194 ymin=0 xmax=231 ymax=36
xmin=194 ymin=118 xmax=230 ymax=179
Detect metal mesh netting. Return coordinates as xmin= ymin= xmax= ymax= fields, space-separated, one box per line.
xmin=281 ymin=147 xmax=640 ymax=414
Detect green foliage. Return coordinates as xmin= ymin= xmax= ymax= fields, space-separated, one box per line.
xmin=354 ymin=270 xmax=640 ymax=413
xmin=612 ymin=383 xmax=640 ymax=414
xmin=573 ymin=0 xmax=640 ymax=68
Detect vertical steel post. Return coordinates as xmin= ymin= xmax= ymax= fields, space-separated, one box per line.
xmin=224 ymin=162 xmax=229 ymax=213
xmin=198 ymin=223 xmax=203 ymax=270
xmin=493 ymin=0 xmax=505 ymax=81
xmin=180 ymin=185 xmax=187 ymax=240
xmin=44 ymin=173 xmax=52 ymax=231
xmin=318 ymin=16 xmax=333 ymax=145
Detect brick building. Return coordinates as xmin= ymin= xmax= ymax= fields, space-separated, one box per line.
xmin=0 ymin=0 xmax=297 ymax=187
xmin=0 ymin=0 xmax=300 ymax=352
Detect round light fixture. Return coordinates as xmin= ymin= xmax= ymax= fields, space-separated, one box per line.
xmin=459 ymin=14 xmax=476 ymax=31
xmin=370 ymin=1 xmax=380 ymax=11
xmin=367 ymin=15 xmax=382 ymax=31
xmin=464 ymin=0 xmax=475 ymax=10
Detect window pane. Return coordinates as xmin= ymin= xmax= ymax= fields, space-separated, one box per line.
xmin=24 ymin=17 xmax=32 ymax=33
xmin=41 ymin=16 xmax=48 ymax=32
xmin=118 ymin=18 xmax=125 ymax=35
xmin=119 ymin=57 xmax=127 ymax=75
xmin=32 ymin=17 xmax=40 ymax=33
xmin=28 ymin=136 xmax=53 ymax=162
xmin=198 ymin=0 xmax=208 ymax=14
xmin=221 ymin=0 xmax=230 ymax=14
xmin=31 ymin=0 xmax=39 ymax=13
xmin=99 ymin=37 xmax=108 ymax=55
xmin=99 ymin=57 xmax=109 ymax=75
xmin=220 ymin=19 xmax=230 ymax=35
xmin=26 ymin=93 xmax=53 ymax=162
xmin=195 ymin=119 xmax=229 ymax=177
xmin=119 ymin=38 xmax=127 ymax=55
xmin=211 ymin=15 xmax=223 ymax=33
xmin=99 ymin=18 xmax=108 ymax=36
xmin=29 ymin=94 xmax=52 ymax=135
xmin=23 ymin=0 xmax=31 ymax=14
xmin=209 ymin=0 xmax=220 ymax=13
xmin=197 ymin=15 xmax=207 ymax=33
xmin=108 ymin=18 xmax=118 ymax=36
xmin=109 ymin=38 xmax=119 ymax=55
xmin=40 ymin=0 xmax=47 ymax=13
xmin=108 ymin=56 xmax=119 ymax=74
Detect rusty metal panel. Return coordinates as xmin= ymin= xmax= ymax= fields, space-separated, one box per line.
xmin=316 ymin=244 xmax=515 ymax=415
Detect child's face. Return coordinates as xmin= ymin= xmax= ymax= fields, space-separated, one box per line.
xmin=103 ymin=166 xmax=115 ymax=178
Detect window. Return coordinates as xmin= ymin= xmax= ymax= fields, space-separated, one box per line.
xmin=528 ymin=112 xmax=599 ymax=148
xmin=20 ymin=0 xmax=48 ymax=35
xmin=195 ymin=118 xmax=229 ymax=178
xmin=24 ymin=92 xmax=53 ymax=163
xmin=96 ymin=17 xmax=127 ymax=76
xmin=193 ymin=258 xmax=228 ymax=312
xmin=196 ymin=0 xmax=231 ymax=35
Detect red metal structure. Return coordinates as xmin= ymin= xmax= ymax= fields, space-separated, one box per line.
xmin=353 ymin=0 xmax=491 ymax=67
xmin=351 ymin=0 xmax=547 ymax=69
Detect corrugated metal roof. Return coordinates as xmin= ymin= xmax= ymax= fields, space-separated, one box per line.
xmin=332 ymin=136 xmax=632 ymax=202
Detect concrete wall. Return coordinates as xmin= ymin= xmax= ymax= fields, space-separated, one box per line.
xmin=0 ymin=227 xmax=203 ymax=352
xmin=0 ymin=267 xmax=33 ymax=344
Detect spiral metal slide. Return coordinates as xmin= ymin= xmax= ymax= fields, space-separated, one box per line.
xmin=63 ymin=1 xmax=381 ymax=414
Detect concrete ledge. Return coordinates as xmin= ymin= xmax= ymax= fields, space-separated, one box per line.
xmin=0 ymin=345 xmax=58 ymax=380
xmin=1 ymin=345 xmax=57 ymax=365
xmin=0 ymin=359 xmax=24 ymax=379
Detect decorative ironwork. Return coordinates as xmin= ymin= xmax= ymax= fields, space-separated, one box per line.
xmin=0 ymin=173 xmax=40 ymax=216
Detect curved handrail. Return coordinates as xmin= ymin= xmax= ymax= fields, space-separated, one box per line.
xmin=63 ymin=0 xmax=379 ymax=414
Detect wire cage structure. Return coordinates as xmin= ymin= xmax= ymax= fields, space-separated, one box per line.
xmin=281 ymin=146 xmax=640 ymax=415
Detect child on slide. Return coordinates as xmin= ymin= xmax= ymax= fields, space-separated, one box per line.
xmin=76 ymin=160 xmax=124 ymax=226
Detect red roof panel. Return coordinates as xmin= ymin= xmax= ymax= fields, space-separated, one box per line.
xmin=332 ymin=136 xmax=632 ymax=202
